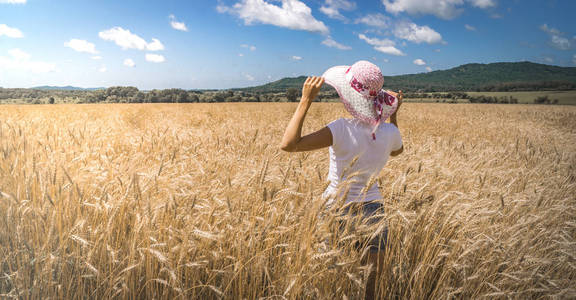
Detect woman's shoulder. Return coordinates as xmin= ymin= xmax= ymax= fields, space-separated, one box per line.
xmin=327 ymin=117 xmax=352 ymax=126
xmin=327 ymin=118 xmax=359 ymax=136
xmin=329 ymin=118 xmax=373 ymax=130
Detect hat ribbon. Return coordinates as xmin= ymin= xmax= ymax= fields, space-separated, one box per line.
xmin=371 ymin=92 xmax=396 ymax=140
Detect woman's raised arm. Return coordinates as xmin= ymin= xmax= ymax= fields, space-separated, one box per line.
xmin=279 ymin=76 xmax=333 ymax=152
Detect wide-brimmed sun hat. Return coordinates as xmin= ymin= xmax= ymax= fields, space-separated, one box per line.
xmin=322 ymin=60 xmax=398 ymax=140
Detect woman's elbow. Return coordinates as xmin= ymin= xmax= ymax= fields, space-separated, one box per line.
xmin=390 ymin=146 xmax=404 ymax=157
xmin=280 ymin=142 xmax=296 ymax=152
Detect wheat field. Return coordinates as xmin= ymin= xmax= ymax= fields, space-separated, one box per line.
xmin=0 ymin=103 xmax=575 ymax=299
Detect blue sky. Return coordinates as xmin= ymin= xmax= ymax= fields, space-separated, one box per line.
xmin=0 ymin=0 xmax=574 ymax=89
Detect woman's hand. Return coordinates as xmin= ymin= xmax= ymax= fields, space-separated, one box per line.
xmin=390 ymin=90 xmax=403 ymax=156
xmin=300 ymin=76 xmax=324 ymax=106
xmin=386 ymin=89 xmax=403 ymax=110
xmin=396 ymin=90 xmax=403 ymax=110
xmin=389 ymin=90 xmax=402 ymax=123
xmin=386 ymin=90 xmax=404 ymax=114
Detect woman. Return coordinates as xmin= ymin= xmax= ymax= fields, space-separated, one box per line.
xmin=280 ymin=60 xmax=403 ymax=300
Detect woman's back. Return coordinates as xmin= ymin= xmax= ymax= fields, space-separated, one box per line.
xmin=323 ymin=118 xmax=402 ymax=204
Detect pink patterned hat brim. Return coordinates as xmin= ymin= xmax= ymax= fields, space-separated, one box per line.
xmin=322 ymin=65 xmax=398 ymax=126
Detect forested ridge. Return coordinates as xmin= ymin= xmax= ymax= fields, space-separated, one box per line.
xmin=238 ymin=61 xmax=576 ymax=93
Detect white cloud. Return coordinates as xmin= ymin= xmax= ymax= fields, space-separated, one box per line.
xmin=291 ymin=55 xmax=302 ymax=60
xmin=383 ymin=0 xmax=462 ymax=19
xmin=319 ymin=0 xmax=356 ymax=21
xmin=64 ymin=39 xmax=98 ymax=54
xmin=146 ymin=39 xmax=164 ymax=51
xmin=244 ymin=73 xmax=255 ymax=81
xmin=551 ymin=35 xmax=570 ymax=50
xmin=413 ymin=58 xmax=426 ymax=65
xmin=355 ymin=17 xmax=443 ymax=45
xmin=465 ymin=24 xmax=476 ymax=31
xmin=169 ymin=15 xmax=188 ymax=31
xmin=0 ymin=24 xmax=23 ymax=38
xmin=358 ymin=34 xmax=406 ymax=56
xmin=0 ymin=0 xmax=26 ymax=3
xmin=355 ymin=13 xmax=390 ymax=28
xmin=469 ymin=0 xmax=495 ymax=8
xmin=123 ymin=58 xmax=135 ymax=67
xmin=99 ymin=66 xmax=107 ymax=73
xmin=318 ymin=6 xmax=340 ymax=19
xmin=218 ymin=0 xmax=329 ymax=34
xmin=241 ymin=44 xmax=256 ymax=51
xmin=216 ymin=4 xmax=227 ymax=13
xmin=7 ymin=48 xmax=29 ymax=60
xmin=425 ymin=66 xmax=432 ymax=72
xmin=375 ymin=46 xmax=405 ymax=56
xmin=540 ymin=24 xmax=560 ymax=35
xmin=382 ymin=0 xmax=496 ymax=20
xmin=0 ymin=48 xmax=56 ymax=73
xmin=145 ymin=53 xmax=165 ymax=63
xmin=394 ymin=21 xmax=443 ymax=44
xmin=322 ymin=36 xmax=351 ymax=50
xmin=238 ymin=53 xmax=244 ymax=57
xmin=543 ymin=57 xmax=554 ymax=63
xmin=91 ymin=56 xmax=102 ymax=60
xmin=540 ymin=24 xmax=571 ymax=50
xmin=99 ymin=27 xmax=164 ymax=51
xmin=358 ymin=34 xmax=395 ymax=47
xmin=573 ymin=54 xmax=576 ymax=65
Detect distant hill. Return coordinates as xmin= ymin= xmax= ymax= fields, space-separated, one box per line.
xmin=235 ymin=62 xmax=576 ymax=92
xmin=32 ymin=86 xmax=105 ymax=91
xmin=240 ymin=76 xmax=310 ymax=93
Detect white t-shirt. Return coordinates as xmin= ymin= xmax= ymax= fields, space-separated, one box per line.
xmin=322 ymin=118 xmax=402 ymax=205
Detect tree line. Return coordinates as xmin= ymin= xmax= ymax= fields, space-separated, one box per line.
xmin=0 ymin=87 xmax=295 ymax=104
xmin=381 ymin=81 xmax=576 ymax=93
xmin=0 ymin=86 xmax=563 ymax=105
xmin=403 ymin=92 xmax=521 ymax=104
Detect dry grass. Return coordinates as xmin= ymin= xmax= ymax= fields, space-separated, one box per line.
xmin=0 ymin=102 xmax=575 ymax=299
